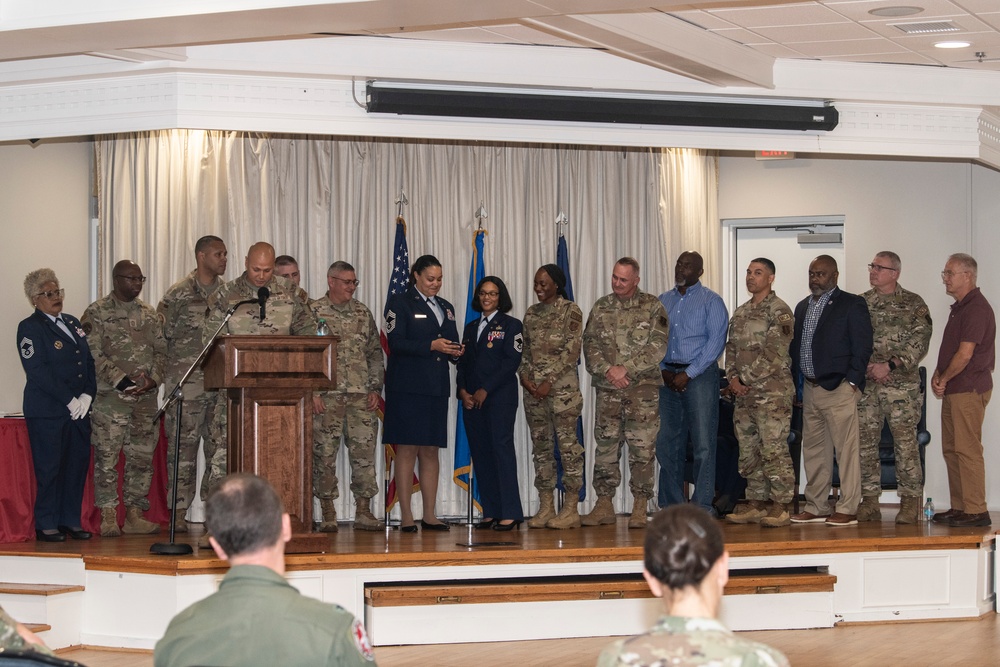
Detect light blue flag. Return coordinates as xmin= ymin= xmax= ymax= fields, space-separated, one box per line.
xmin=453 ymin=229 xmax=485 ymax=508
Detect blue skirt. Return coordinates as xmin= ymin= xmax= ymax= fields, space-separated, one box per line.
xmin=382 ymin=390 xmax=449 ymax=447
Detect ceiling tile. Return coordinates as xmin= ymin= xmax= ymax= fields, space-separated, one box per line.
xmin=752 ymin=21 xmax=882 ymax=42
xmin=788 ymin=37 xmax=909 ymax=56
xmin=821 ymin=0 xmax=970 ymax=22
xmin=666 ymin=9 xmax=739 ymax=31
xmin=708 ymin=3 xmax=850 ymax=28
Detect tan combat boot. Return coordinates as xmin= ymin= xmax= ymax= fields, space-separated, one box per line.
xmin=857 ymin=495 xmax=882 ymax=522
xmin=546 ymin=488 xmax=581 ymax=530
xmin=317 ymin=498 xmax=339 ymax=533
xmin=727 ymin=499 xmax=768 ymax=524
xmin=895 ymin=495 xmax=920 ymax=525
xmin=527 ymin=491 xmax=556 ymax=529
xmin=760 ymin=500 xmax=791 ymax=528
xmin=172 ymin=508 xmax=188 ymax=533
xmin=353 ymin=497 xmax=383 ymax=531
xmin=100 ymin=507 xmax=121 ymax=538
xmin=628 ymin=494 xmax=649 ymax=529
xmin=581 ymin=495 xmax=616 ymax=526
xmin=123 ymin=507 xmax=160 ymax=535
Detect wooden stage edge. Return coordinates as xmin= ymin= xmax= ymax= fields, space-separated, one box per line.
xmin=1 ymin=511 xmax=996 ymax=576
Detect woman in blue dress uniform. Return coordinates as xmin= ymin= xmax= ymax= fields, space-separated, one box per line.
xmin=383 ymin=255 xmax=463 ymax=532
xmin=457 ymin=276 xmax=524 ymax=530
xmin=16 ymin=269 xmax=97 ymax=542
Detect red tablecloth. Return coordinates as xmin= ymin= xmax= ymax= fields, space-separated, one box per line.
xmin=0 ymin=417 xmax=170 ymax=543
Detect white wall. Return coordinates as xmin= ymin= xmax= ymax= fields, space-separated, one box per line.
xmin=1 ymin=139 xmax=92 ymax=414
xmin=719 ymin=154 xmax=1000 ymax=510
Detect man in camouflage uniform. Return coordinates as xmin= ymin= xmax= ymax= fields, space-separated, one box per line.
xmin=275 ymin=254 xmax=309 ymax=303
xmin=0 ymin=605 xmax=55 ymax=656
xmin=857 ymin=251 xmax=932 ymax=524
xmin=83 ymin=260 xmax=165 ymax=537
xmin=582 ymin=257 xmax=669 ymax=529
xmin=725 ymin=258 xmax=796 ymax=528
xmin=157 ymin=235 xmax=228 ymax=532
xmin=308 ymin=261 xmax=383 ymax=532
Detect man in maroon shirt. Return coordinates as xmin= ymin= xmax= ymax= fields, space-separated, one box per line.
xmin=932 ymin=253 xmax=995 ymax=527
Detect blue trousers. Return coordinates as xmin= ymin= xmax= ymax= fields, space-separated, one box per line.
xmin=655 ymin=367 xmax=719 ymax=512
xmin=26 ymin=415 xmax=91 ymax=531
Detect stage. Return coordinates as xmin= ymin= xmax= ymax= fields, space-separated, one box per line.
xmin=0 ymin=512 xmax=995 ymax=649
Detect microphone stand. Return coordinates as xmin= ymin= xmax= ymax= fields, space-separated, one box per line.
xmin=150 ymin=298 xmax=257 ymax=556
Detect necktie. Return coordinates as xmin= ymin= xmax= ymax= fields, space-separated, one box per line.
xmin=55 ymin=315 xmax=75 ymax=341
xmin=477 ymin=316 xmax=490 ymax=341
xmin=427 ymin=297 xmax=444 ymax=325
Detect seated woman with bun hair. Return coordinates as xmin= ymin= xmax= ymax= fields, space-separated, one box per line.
xmin=597 ymin=505 xmax=789 ymax=667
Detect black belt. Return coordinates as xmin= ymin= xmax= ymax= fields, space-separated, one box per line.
xmin=665 ymin=362 xmax=690 ymax=369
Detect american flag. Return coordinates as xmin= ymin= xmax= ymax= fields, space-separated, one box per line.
xmin=380 ymin=216 xmax=416 ymax=510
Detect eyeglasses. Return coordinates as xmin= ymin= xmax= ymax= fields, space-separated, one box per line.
xmin=114 ymin=274 xmax=147 ymax=283
xmin=35 ymin=288 xmax=65 ymax=299
xmin=868 ymin=263 xmax=897 ymax=273
xmin=330 ymin=277 xmax=360 ymax=287
xmin=941 ymin=270 xmax=969 ymax=279
xmin=478 ymin=290 xmax=500 ymax=298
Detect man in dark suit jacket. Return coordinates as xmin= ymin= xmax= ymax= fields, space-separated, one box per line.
xmin=789 ymin=255 xmax=873 ymax=527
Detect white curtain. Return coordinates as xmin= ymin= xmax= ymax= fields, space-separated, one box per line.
xmin=96 ymin=131 xmax=717 ymax=521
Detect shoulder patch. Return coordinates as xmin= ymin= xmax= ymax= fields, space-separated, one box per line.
xmin=514 ymin=332 xmax=523 ymax=353
xmin=777 ymin=312 xmax=792 ymax=323
xmin=658 ymin=315 xmax=668 ymax=328
xmin=351 ymin=619 xmax=375 ymax=661
xmin=82 ymin=321 xmax=92 ymax=335
xmin=19 ymin=337 xmax=34 ymax=359
xmin=384 ymin=309 xmax=396 ymax=334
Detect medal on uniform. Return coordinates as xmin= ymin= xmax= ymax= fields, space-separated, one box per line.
xmin=54 ymin=340 xmax=63 ymax=350
xmin=487 ymin=342 xmax=493 ymax=348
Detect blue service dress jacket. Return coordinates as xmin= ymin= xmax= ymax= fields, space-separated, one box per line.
xmin=384 ymin=286 xmax=461 ymax=397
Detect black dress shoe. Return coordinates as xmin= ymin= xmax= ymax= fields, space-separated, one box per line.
xmin=475 ymin=519 xmax=496 ymax=530
xmin=948 ymin=511 xmax=992 ymax=527
xmin=58 ymin=525 xmax=93 ymax=540
xmin=400 ymin=524 xmax=418 ymax=533
xmin=36 ymin=529 xmax=66 ymax=542
xmin=420 ymin=519 xmax=451 ymax=531
xmin=492 ymin=520 xmax=522 ymax=532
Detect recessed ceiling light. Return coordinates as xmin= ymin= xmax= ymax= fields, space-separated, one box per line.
xmin=934 ymin=40 xmax=971 ymax=49
xmin=870 ymin=6 xmax=924 ymax=18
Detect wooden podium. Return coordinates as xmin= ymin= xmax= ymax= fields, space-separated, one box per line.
xmin=204 ymin=335 xmax=338 ymax=550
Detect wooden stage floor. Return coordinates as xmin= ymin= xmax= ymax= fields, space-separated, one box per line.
xmin=1 ymin=509 xmax=996 ymax=576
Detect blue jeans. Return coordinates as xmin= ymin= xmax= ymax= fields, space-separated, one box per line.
xmin=655 ymin=367 xmax=719 ymax=512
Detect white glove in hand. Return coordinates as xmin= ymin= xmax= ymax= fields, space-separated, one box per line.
xmin=67 ymin=397 xmax=84 ymax=420
xmin=78 ymin=393 xmax=93 ymax=417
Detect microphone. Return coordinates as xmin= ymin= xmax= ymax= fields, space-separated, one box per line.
xmin=257 ymin=287 xmax=270 ymax=321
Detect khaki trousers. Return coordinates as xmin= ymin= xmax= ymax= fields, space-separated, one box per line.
xmin=941 ymin=390 xmax=991 ymax=514
xmin=802 ymin=380 xmax=862 ymax=515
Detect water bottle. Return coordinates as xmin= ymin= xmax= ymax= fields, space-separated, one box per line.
xmin=923 ymin=498 xmax=934 ymax=521
xmin=316 ymin=318 xmax=330 ymax=336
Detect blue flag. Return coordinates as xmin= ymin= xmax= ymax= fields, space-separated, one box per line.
xmin=453 ymin=229 xmax=485 ymax=508
xmin=555 ymin=233 xmax=587 ymax=501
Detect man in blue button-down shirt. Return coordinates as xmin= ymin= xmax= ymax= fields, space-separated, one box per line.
xmin=655 ymin=251 xmax=729 ymax=515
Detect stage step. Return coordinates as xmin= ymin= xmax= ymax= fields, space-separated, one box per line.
xmin=364 ymin=568 xmax=838 ymax=645
xmin=0 ymin=581 xmax=85 ymax=650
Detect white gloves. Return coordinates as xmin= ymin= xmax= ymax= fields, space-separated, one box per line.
xmin=66 ymin=394 xmax=93 ymax=420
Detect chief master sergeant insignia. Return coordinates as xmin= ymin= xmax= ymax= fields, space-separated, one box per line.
xmin=19 ymin=337 xmax=33 ymax=359
xmin=514 ymin=332 xmax=523 ymax=353
xmin=385 ymin=309 xmax=396 ymax=334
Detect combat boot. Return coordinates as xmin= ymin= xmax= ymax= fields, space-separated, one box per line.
xmin=760 ymin=500 xmax=791 ymax=528
xmin=317 ymin=498 xmax=339 ymax=533
xmin=100 ymin=507 xmax=121 ymax=538
xmin=581 ymin=495 xmax=616 ymax=526
xmin=727 ymin=499 xmax=768 ymax=524
xmin=527 ymin=491 xmax=556 ymax=529
xmin=628 ymin=494 xmax=649 ymax=529
xmin=123 ymin=507 xmax=160 ymax=535
xmin=353 ymin=497 xmax=383 ymax=531
xmin=172 ymin=508 xmax=188 ymax=533
xmin=546 ymin=488 xmax=581 ymax=530
xmin=857 ymin=495 xmax=882 ymax=522
xmin=895 ymin=495 xmax=920 ymax=525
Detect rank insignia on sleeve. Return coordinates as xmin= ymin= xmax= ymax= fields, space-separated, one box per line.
xmin=514 ymin=332 xmax=523 ymax=353
xmin=19 ymin=337 xmax=34 ymax=359
xmin=384 ymin=310 xmax=396 ymax=333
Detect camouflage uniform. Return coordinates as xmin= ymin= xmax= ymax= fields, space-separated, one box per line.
xmin=858 ymin=284 xmax=932 ymax=498
xmin=203 ymin=274 xmax=318 ymax=486
xmin=520 ymin=297 xmax=585 ymax=493
xmin=725 ymin=292 xmax=796 ymax=505
xmin=0 ymin=605 xmax=55 ymax=656
xmin=597 ymin=616 xmax=789 ymax=667
xmin=82 ymin=292 xmax=166 ymax=510
xmin=308 ymin=294 xmax=383 ymax=501
xmin=157 ymin=270 xmax=224 ymax=509
xmin=583 ymin=291 xmax=669 ymax=498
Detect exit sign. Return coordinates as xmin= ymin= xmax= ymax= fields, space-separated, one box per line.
xmin=756 ymin=150 xmax=796 ymax=160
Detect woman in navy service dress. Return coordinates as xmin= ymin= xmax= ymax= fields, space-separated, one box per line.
xmin=16 ymin=268 xmax=97 ymax=542
xmin=457 ymin=276 xmax=525 ymax=531
xmin=383 ymin=255 xmax=464 ymax=533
